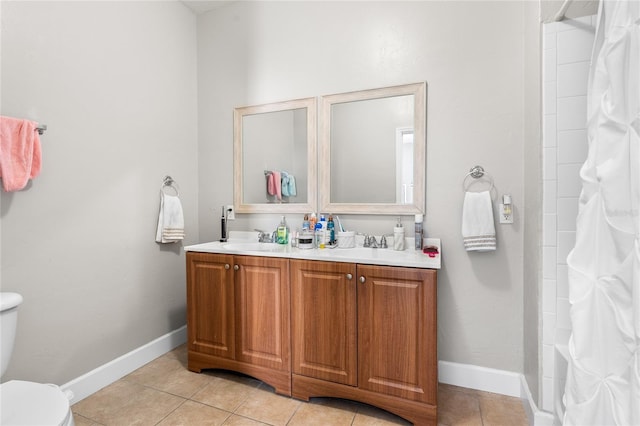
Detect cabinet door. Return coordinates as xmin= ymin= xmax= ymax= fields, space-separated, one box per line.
xmin=291 ymin=259 xmax=357 ymax=386
xmin=186 ymin=252 xmax=235 ymax=359
xmin=234 ymin=255 xmax=290 ymax=372
xmin=357 ymin=265 xmax=437 ymax=404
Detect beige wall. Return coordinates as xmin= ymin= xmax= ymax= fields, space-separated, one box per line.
xmin=0 ymin=1 xmax=198 ymax=384
xmin=198 ymin=1 xmax=529 ymax=373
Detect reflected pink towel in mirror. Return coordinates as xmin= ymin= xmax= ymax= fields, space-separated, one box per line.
xmin=0 ymin=116 xmax=42 ymax=192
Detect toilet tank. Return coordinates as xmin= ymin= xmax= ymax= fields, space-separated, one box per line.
xmin=0 ymin=293 xmax=24 ymax=379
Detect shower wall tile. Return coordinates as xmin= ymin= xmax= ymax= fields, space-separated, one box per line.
xmin=544 ymin=81 xmax=557 ymax=114
xmin=542 ymin=378 xmax=554 ymax=412
xmin=557 ymin=96 xmax=587 ymax=130
xmin=558 ymin=163 xmax=583 ymax=196
xmin=558 ymin=130 xmax=588 ymax=163
xmin=544 ymin=48 xmax=557 ymax=81
xmin=543 ymin=279 xmax=557 ymax=313
xmin=543 ymin=344 xmax=555 ymax=377
xmin=557 ymin=264 xmax=569 ymax=299
xmin=556 ymin=297 xmax=571 ymax=330
xmin=557 ymin=231 xmax=575 ymax=265
xmin=544 ymin=147 xmax=557 ymax=180
xmin=543 ymin=312 xmax=557 ymax=345
xmin=543 ymin=247 xmax=558 ymax=279
xmin=557 ymin=62 xmax=590 ymax=97
xmin=544 ymin=115 xmax=557 ymax=147
xmin=543 ymin=214 xmax=557 ymax=246
xmin=557 ymin=197 xmax=579 ymax=231
xmin=544 ymin=180 xmax=557 ymax=214
xmin=557 ymin=25 xmax=595 ymax=64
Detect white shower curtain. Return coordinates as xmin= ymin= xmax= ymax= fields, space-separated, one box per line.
xmin=564 ymin=1 xmax=640 ymax=425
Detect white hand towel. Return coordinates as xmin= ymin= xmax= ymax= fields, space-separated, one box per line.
xmin=461 ymin=190 xmax=496 ymax=251
xmin=156 ymin=191 xmax=185 ymax=243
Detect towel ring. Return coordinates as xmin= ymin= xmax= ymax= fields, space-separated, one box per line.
xmin=462 ymin=166 xmax=494 ymax=192
xmin=162 ymin=175 xmax=179 ymax=196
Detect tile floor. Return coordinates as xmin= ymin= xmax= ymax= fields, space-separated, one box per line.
xmin=72 ymin=345 xmax=529 ymax=426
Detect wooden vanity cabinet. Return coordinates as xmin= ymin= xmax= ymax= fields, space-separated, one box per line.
xmin=291 ymin=259 xmax=438 ymax=425
xmin=186 ymin=252 xmax=291 ymax=395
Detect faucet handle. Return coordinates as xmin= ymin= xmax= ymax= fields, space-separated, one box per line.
xmin=363 ymin=235 xmax=371 ymax=247
xmin=380 ymin=235 xmax=388 ymax=248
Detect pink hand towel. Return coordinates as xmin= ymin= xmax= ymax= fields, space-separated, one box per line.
xmin=0 ymin=116 xmax=42 ymax=192
xmin=272 ymin=171 xmax=282 ymax=200
xmin=266 ymin=171 xmax=282 ymax=200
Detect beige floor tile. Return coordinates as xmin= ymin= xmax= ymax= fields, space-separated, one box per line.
xmin=191 ymin=372 xmax=262 ymax=412
xmin=234 ymin=384 xmax=301 ymax=425
xmin=127 ymin=358 xmax=213 ymax=398
xmin=437 ymin=384 xmax=483 ymax=426
xmin=478 ymin=391 xmax=528 ymax=426
xmin=221 ymin=415 xmax=270 ymax=426
xmin=157 ymin=400 xmax=231 ymax=426
xmin=353 ymin=402 xmax=412 ymax=425
xmin=72 ymin=379 xmax=185 ymax=426
xmin=288 ymin=397 xmax=358 ymax=425
xmin=71 ymin=413 xmax=101 ymax=426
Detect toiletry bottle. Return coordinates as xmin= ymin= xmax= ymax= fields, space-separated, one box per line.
xmin=327 ymin=215 xmax=336 ymax=245
xmin=276 ymin=216 xmax=289 ymax=244
xmin=309 ymin=213 xmax=317 ymax=232
xmin=319 ymin=215 xmax=328 ymax=245
xmin=302 ymin=214 xmax=310 ymax=231
xmin=394 ymin=218 xmax=404 ymax=251
xmin=415 ymin=214 xmax=423 ymax=250
xmin=314 ymin=222 xmax=324 ymax=248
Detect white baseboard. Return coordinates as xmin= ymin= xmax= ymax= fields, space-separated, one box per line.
xmin=60 ymin=326 xmax=187 ymax=404
xmin=438 ymin=360 xmax=523 ymax=397
xmin=439 ymin=360 xmax=554 ymax=426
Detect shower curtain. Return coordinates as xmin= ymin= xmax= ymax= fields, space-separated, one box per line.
xmin=563 ymin=1 xmax=639 ymax=425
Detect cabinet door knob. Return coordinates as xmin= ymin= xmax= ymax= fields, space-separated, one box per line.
xmin=346 ymin=273 xmax=353 ymax=280
xmin=234 ymin=265 xmax=239 ymax=271
xmin=224 ymin=264 xmax=230 ymax=270
xmin=359 ymin=276 xmax=366 ymax=283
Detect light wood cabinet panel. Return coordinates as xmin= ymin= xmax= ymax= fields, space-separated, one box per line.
xmin=291 ymin=259 xmax=357 ymax=385
xmin=235 ymin=255 xmax=290 ymax=371
xmin=357 ymin=264 xmax=437 ymax=405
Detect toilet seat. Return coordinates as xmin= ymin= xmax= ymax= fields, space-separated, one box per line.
xmin=0 ymin=380 xmax=74 ymax=426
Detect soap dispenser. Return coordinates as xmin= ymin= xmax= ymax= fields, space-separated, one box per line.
xmin=276 ymin=216 xmax=289 ymax=244
xmin=393 ymin=218 xmax=405 ymax=251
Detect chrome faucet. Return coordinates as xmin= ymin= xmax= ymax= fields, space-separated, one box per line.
xmin=380 ymin=233 xmax=393 ymax=249
xmin=255 ymin=229 xmax=276 ymax=243
xmin=364 ymin=235 xmax=379 ymax=248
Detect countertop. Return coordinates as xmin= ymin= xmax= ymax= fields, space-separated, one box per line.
xmin=184 ymin=237 xmax=441 ymax=270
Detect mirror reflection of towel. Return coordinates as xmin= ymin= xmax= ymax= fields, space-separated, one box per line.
xmin=281 ymin=171 xmax=297 ymax=197
xmin=461 ymin=191 xmax=495 ymax=251
xmin=267 ymin=171 xmax=281 ymax=200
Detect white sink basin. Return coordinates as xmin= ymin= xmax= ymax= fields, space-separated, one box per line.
xmin=222 ymin=242 xmax=284 ymax=252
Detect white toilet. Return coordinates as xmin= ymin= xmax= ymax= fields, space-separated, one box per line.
xmin=0 ymin=293 xmax=75 ymax=426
